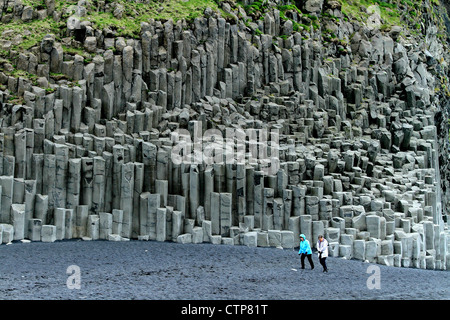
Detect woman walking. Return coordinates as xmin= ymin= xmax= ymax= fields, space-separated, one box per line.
xmin=298 ymin=234 xmax=314 ymax=270
xmin=317 ymin=235 xmax=329 ymax=273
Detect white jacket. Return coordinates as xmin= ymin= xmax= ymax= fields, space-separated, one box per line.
xmin=316 ymin=238 xmax=329 ymax=258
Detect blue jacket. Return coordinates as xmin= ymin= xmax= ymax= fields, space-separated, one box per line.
xmin=298 ymin=234 xmax=312 ymax=255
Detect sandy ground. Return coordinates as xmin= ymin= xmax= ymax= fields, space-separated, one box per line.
xmin=0 ymin=239 xmax=449 ymax=300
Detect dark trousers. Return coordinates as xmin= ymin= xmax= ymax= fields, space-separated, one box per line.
xmin=300 ymin=253 xmax=314 ymax=269
xmin=319 ymin=257 xmax=327 ymax=271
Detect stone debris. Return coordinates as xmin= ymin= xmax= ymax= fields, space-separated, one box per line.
xmin=0 ymin=0 xmax=448 ymax=271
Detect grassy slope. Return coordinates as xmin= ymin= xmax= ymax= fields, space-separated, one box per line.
xmin=0 ymin=0 xmax=222 ymax=52
xmin=83 ymin=0 xmax=222 ymax=37
xmin=1 ymin=0 xmax=447 ymax=52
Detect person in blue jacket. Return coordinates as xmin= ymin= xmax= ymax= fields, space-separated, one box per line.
xmin=298 ymin=234 xmax=314 ymax=270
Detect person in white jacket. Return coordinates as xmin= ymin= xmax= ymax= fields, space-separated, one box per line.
xmin=317 ymin=235 xmax=329 ymax=273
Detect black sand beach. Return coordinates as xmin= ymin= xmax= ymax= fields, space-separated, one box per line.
xmin=0 ymin=240 xmax=448 ymax=300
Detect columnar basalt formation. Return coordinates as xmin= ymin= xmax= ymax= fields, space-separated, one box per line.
xmin=0 ymin=0 xmax=449 ymax=270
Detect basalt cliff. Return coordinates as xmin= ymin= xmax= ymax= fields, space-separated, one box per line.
xmin=0 ymin=0 xmax=449 ymax=270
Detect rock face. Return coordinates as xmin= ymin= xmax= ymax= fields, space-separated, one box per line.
xmin=301 ymin=0 xmax=324 ymax=13
xmin=0 ymin=0 xmax=449 ymax=270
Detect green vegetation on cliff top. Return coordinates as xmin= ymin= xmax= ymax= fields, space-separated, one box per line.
xmin=0 ymin=0 xmax=448 ymax=77
xmin=1 ymin=0 xmax=448 ymax=50
xmin=0 ymin=0 xmax=223 ymax=52
xmin=84 ymin=0 xmax=222 ymax=37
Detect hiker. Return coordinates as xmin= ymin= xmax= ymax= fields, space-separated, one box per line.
xmin=317 ymin=235 xmax=329 ymax=273
xmin=298 ymin=234 xmax=314 ymax=270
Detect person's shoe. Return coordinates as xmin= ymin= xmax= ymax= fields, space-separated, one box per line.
xmin=323 ymin=269 xmax=328 ymax=273
xmin=311 ymin=266 xmax=314 ymax=270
